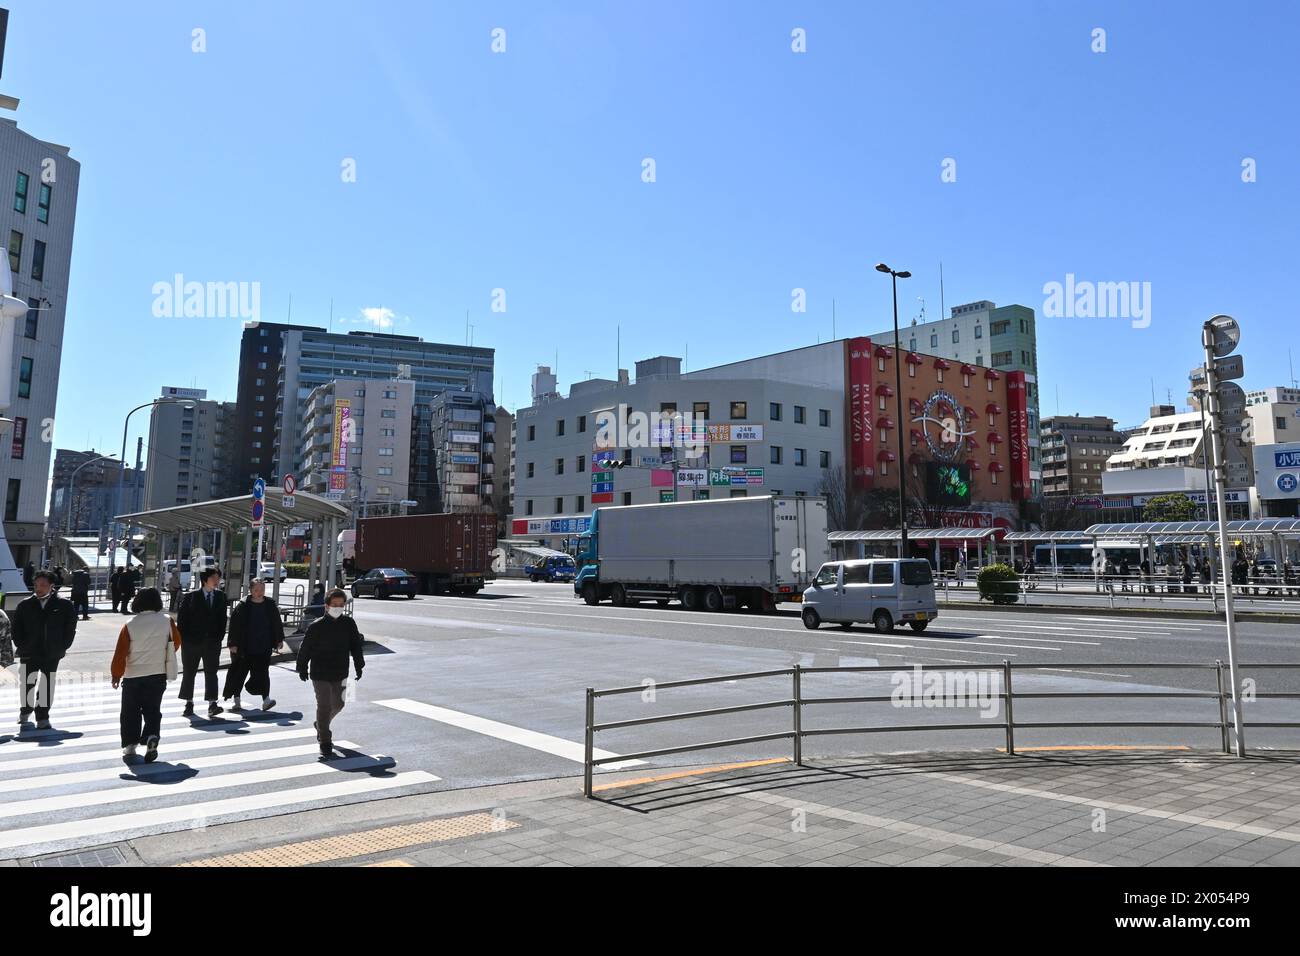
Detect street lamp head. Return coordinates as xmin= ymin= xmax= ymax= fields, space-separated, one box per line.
xmin=874 ymin=263 xmax=891 ymax=274
xmin=896 ymin=270 xmax=912 ymax=279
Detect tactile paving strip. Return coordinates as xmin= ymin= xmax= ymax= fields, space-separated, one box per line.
xmin=179 ymin=812 xmax=518 ymax=867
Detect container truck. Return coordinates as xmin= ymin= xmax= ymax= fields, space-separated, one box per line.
xmin=354 ymin=513 xmax=496 ymax=595
xmin=573 ymin=495 xmax=828 ymax=612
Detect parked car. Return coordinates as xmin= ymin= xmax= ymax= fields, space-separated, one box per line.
xmin=801 ymin=558 xmax=938 ymax=633
xmin=351 ymin=567 xmax=418 ymax=599
xmin=257 ymin=561 xmax=289 ymax=583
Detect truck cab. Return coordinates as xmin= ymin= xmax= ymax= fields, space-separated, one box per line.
xmin=573 ymin=514 xmax=599 ymax=598
xmin=530 ymin=554 xmax=576 ymax=583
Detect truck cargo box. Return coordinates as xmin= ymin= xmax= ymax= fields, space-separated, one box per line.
xmin=355 ymin=513 xmax=496 ymax=593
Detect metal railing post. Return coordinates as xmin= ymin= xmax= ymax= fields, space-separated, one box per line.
xmin=1003 ymin=660 xmax=1015 ymax=755
xmin=1215 ymin=660 xmax=1229 ymax=755
xmin=792 ymin=665 xmax=803 ymax=766
xmin=583 ymin=687 xmax=595 ymax=797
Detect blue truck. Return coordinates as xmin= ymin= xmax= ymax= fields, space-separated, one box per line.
xmin=529 ymin=554 xmax=577 ymax=583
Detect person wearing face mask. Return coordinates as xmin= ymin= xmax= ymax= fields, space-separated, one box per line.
xmin=295 ymin=589 xmax=364 ymax=758
xmin=10 ymin=570 xmax=78 ymax=729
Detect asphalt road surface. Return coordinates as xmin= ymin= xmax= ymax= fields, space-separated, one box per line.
xmin=2 ymin=580 xmax=1296 ymax=860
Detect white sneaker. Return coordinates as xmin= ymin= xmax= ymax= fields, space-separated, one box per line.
xmin=123 ymin=743 xmax=137 ymax=758
xmin=261 ymin=697 xmax=276 ymax=712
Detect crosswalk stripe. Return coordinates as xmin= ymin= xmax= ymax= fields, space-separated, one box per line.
xmin=0 ymin=771 xmax=439 ymax=853
xmin=0 ymin=718 xmax=293 ymax=759
xmin=374 ymin=698 xmax=645 ymax=770
xmin=0 ymin=753 xmax=417 ymax=820
xmin=0 ymin=741 xmax=359 ymax=794
xmin=4 ymin=710 xmax=289 ymax=737
xmin=0 ymin=728 xmax=320 ymax=774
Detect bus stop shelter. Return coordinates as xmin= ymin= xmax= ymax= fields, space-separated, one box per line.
xmin=1084 ymin=519 xmax=1300 ymax=576
xmin=829 ymin=527 xmax=1002 ymax=566
xmin=116 ymin=488 xmax=350 ymax=605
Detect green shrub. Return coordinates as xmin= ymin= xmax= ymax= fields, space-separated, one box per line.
xmin=977 ymin=563 xmax=1020 ymax=604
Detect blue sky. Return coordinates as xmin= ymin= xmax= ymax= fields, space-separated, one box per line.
xmin=9 ymin=0 xmax=1300 ymax=467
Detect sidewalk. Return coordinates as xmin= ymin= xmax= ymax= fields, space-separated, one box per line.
xmin=22 ymin=748 xmax=1300 ymax=868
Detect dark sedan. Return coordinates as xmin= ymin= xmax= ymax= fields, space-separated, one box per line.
xmin=351 ymin=568 xmax=418 ymax=599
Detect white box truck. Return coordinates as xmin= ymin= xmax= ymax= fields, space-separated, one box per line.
xmin=572 ymin=495 xmax=829 ymax=612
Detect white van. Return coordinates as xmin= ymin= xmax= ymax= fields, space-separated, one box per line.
xmin=163 ymin=560 xmax=192 ymax=590
xmin=801 ymin=559 xmax=938 ymax=633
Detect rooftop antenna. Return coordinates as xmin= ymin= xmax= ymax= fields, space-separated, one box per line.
xmin=328 ymin=297 xmax=334 ymax=333
xmin=1150 ymin=378 xmax=1156 ymax=406
xmin=684 ymin=343 xmax=688 ymax=373
xmin=465 ymin=310 xmax=470 ymax=346
xmin=832 ymin=298 xmax=836 ymax=340
xmin=939 ymin=262 xmax=945 ymax=320
xmin=287 ymin=293 xmax=292 ymax=323
xmin=1291 ymin=348 xmax=1297 ymax=388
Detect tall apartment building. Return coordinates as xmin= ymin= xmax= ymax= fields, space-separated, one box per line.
xmin=46 ymin=449 xmax=143 ymax=535
xmin=491 ymin=405 xmax=514 ymax=535
xmin=142 ymin=387 xmax=237 ymax=509
xmin=231 ymin=321 xmax=319 ymax=492
xmin=0 ymin=111 xmax=81 ymax=572
xmin=870 ymin=300 xmax=1042 ymax=496
xmin=298 ymin=377 xmax=414 ymax=512
xmin=1039 ymin=414 xmax=1123 ymax=498
xmin=271 ymin=327 xmax=493 ymax=486
xmin=427 ymin=389 xmax=496 ymax=513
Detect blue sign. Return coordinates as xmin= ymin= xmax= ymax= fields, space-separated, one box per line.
xmin=1277 ymin=473 xmax=1299 ymax=494
xmin=252 ymin=477 xmax=266 ymax=500
xmin=1274 ymin=450 xmax=1300 ymax=469
xmin=591 ymin=482 xmax=613 ymax=494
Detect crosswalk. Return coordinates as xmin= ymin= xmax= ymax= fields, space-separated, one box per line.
xmin=0 ymin=681 xmax=438 ymax=860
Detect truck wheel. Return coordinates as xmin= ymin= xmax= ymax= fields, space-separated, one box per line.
xmin=610 ymin=584 xmax=628 ymax=607
xmin=681 ymin=587 xmax=702 ymax=611
xmin=801 ymin=608 xmax=821 ymax=629
xmin=529 ymin=574 xmax=539 ymax=583
xmin=909 ymin=621 xmax=928 ymax=632
xmin=703 ymin=587 xmax=724 ymax=612
xmin=759 ymin=592 xmax=777 ymax=614
xmin=582 ymin=583 xmax=600 ymax=606
xmin=872 ymin=610 xmax=894 ymax=634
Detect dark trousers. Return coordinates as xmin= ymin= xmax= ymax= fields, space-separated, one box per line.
xmin=168 ymin=590 xmax=180 ymax=612
xmin=179 ymin=638 xmax=222 ymax=702
xmin=118 ymin=594 xmax=134 ymax=614
xmin=223 ymin=651 xmax=272 ymax=700
xmin=120 ymin=674 xmax=166 ymax=747
xmin=17 ymin=662 xmax=56 ymax=720
xmin=312 ymin=679 xmax=346 ymax=744
xmin=71 ymin=595 xmax=90 ymax=618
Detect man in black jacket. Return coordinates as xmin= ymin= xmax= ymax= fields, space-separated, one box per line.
xmin=11 ymin=570 xmax=77 ymax=729
xmin=176 ymin=568 xmax=229 ymax=717
xmin=296 ymin=589 xmax=364 ymax=757
xmin=70 ymin=568 xmax=92 ymax=621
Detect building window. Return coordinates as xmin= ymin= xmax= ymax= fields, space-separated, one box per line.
xmin=383 ymin=389 xmax=397 ymax=399
xmin=555 ymin=497 xmax=564 ymax=513
xmin=576 ymin=495 xmax=585 ymax=512
xmin=729 ymin=489 xmax=747 ymax=498
xmin=526 ymin=499 xmax=534 ymax=516
xmin=555 ymin=458 xmax=565 ymax=475
xmin=991 ymin=320 xmax=1010 ymax=335
xmin=381 ymin=427 xmax=395 ymax=437
xmin=257 ymin=361 xmax=267 ymax=370
xmin=930 ymin=333 xmax=938 ymax=348
xmin=952 ymin=329 xmax=959 ymax=344
xmin=13 ymin=172 xmax=28 ymax=214
xmin=819 ymin=450 xmax=830 ymax=468
xmin=578 ymin=415 xmax=586 ymax=433
xmin=526 ymin=462 xmax=535 ymax=478
xmin=17 ymin=357 xmax=33 ymax=398
xmin=909 ymin=338 xmax=916 ymax=351
xmin=378 ymin=447 xmax=394 ymax=456
xmin=24 ymin=298 xmax=38 ymax=339
xmin=771 ymin=446 xmax=782 ymax=464
xmin=975 ymin=324 xmax=983 ymax=339
xmin=770 ymin=402 xmax=782 ymax=421
xmin=622 ymin=492 xmax=632 ymax=506
xmin=377 ymin=466 xmax=393 ymax=476
xmin=660 ymin=402 xmax=677 ymax=414
xmin=4 ymin=479 xmax=19 ymax=521
xmin=30 ymin=240 xmax=45 ymax=281
xmin=795 ymin=448 xmax=807 ymax=467
xmin=819 ymin=409 xmax=830 ymax=427
xmin=37 ymin=183 xmax=51 ymax=223
xmin=380 ymin=409 xmax=396 ymax=419
xmin=577 ymin=455 xmax=586 ymax=472
xmin=1278 ymin=417 xmax=1288 ymax=430
xmin=355 ymin=389 xmax=365 ymax=397
xmin=7 ymin=230 xmax=21 ymax=273
xmin=992 ymin=350 xmax=1012 ymax=367
xmin=730 ymin=445 xmax=747 ymax=464
xmin=730 ymin=401 xmax=747 ymax=420
xmin=556 ymin=419 xmax=565 ymax=437
xmin=794 ymin=406 xmax=805 ymax=424
xmin=527 ymin=425 xmax=536 ymax=441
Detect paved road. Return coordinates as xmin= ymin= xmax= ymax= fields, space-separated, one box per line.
xmin=2 ymin=580 xmax=1296 ymax=861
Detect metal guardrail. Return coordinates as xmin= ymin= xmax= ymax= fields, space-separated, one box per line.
xmin=582 ymin=661 xmax=1300 ymax=796
xmin=937 ymin=571 xmax=1300 ymax=611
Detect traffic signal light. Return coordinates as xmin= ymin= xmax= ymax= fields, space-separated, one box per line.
xmin=607 ymin=460 xmax=630 ymax=469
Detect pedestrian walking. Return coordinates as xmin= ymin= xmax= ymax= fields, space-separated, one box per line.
xmin=70 ymin=567 xmax=91 ymax=620
xmin=10 ymin=570 xmax=77 ymax=729
xmin=22 ymin=561 xmax=35 ymax=590
xmin=165 ymin=566 xmax=182 ymax=612
xmin=110 ymin=588 xmax=180 ymax=762
xmin=296 ymin=589 xmax=364 ymax=758
xmin=176 ymin=568 xmax=229 ymax=718
xmin=119 ymin=566 xmax=138 ymax=614
xmin=223 ymin=578 xmax=286 ymax=712
xmin=955 ymin=553 xmax=967 ymax=589
xmin=109 ymin=567 xmax=122 ymax=613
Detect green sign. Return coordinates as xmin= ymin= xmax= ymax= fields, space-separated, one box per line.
xmin=659 ymin=491 xmax=676 ymax=502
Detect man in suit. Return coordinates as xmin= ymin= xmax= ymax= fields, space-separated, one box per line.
xmin=176 ymin=568 xmax=229 ymax=717
xmin=11 ymin=570 xmax=78 ymax=729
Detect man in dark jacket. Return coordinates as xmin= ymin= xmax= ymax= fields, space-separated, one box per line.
xmin=118 ymin=566 xmax=138 ymax=614
xmin=223 ymin=578 xmax=286 ymax=712
xmin=70 ymin=568 xmax=92 ymax=621
xmin=176 ymin=568 xmax=229 ymax=717
xmin=296 ymin=589 xmax=364 ymax=757
xmin=11 ymin=570 xmax=77 ymax=729
xmin=22 ymin=561 xmax=35 ymax=590
xmin=109 ymin=567 xmax=122 ymax=613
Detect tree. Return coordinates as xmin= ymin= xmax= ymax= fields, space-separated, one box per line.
xmin=1143 ymin=493 xmax=1196 ymax=523
xmin=1036 ymin=497 xmax=1096 ymax=532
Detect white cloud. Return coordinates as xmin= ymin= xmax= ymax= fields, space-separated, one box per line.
xmin=350 ymin=306 xmax=407 ymax=331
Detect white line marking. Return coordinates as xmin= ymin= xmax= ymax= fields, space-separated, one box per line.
xmin=0 ymin=741 xmax=359 ymax=794
xmin=0 ymin=728 xmax=321 ymax=774
xmin=373 ymin=698 xmax=645 ymax=770
xmin=0 ymin=771 xmax=439 ymax=853
xmin=0 ymin=719 xmax=294 ymax=759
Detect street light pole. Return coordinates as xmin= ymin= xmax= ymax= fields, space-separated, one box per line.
xmin=66 ymin=453 xmax=119 ymax=535
xmin=876 ymin=263 xmax=912 ymax=556
xmin=114 ymin=398 xmax=194 ymax=567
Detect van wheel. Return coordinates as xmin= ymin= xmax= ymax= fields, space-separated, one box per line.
xmin=703 ymin=588 xmax=724 ymax=612
xmin=582 ymin=583 xmax=600 ymax=606
xmin=610 ymin=584 xmax=628 ymax=607
xmin=909 ymin=621 xmax=928 ymax=632
xmin=801 ymin=608 xmax=821 ymax=630
xmin=872 ymin=610 xmax=894 ymax=633
xmin=681 ymin=587 xmax=702 ymax=611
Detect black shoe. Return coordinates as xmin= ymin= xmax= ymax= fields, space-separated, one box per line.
xmin=207 ymin=702 xmax=224 ymax=717
xmin=319 ymin=741 xmax=334 ymax=758
xmin=182 ymin=702 xmax=195 ymax=717
xmin=144 ymin=736 xmax=159 ymax=763
xmin=16 ymin=709 xmax=31 ymax=726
